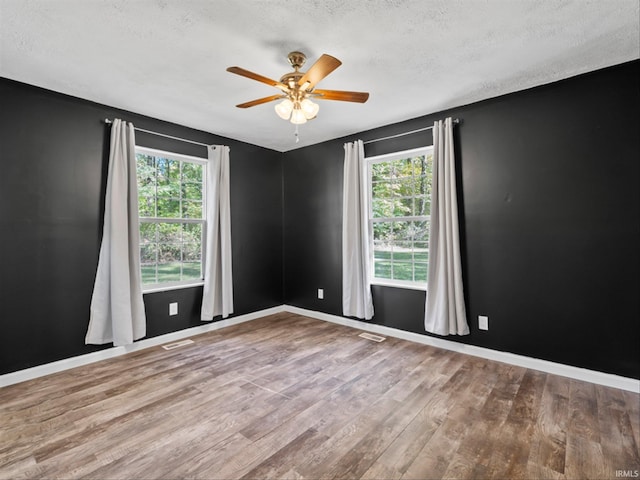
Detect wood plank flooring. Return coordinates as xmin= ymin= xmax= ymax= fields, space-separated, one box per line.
xmin=1 ymin=312 xmax=638 ymax=479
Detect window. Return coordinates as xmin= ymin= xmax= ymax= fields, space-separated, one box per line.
xmin=367 ymin=146 xmax=433 ymax=288
xmin=136 ymin=147 xmax=206 ymax=291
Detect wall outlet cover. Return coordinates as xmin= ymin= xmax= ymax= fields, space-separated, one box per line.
xmin=478 ymin=315 xmax=489 ymax=331
xmin=169 ymin=302 xmax=178 ymax=316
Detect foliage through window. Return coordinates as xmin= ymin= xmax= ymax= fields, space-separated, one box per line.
xmin=368 ymin=146 xmax=433 ymax=287
xmin=136 ymin=147 xmax=206 ymax=290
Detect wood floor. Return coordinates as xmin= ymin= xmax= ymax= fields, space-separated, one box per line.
xmin=1 ymin=312 xmax=638 ymax=480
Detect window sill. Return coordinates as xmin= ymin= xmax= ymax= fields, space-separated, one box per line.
xmin=370 ymin=279 xmax=427 ymax=292
xmin=143 ymin=281 xmax=204 ymax=294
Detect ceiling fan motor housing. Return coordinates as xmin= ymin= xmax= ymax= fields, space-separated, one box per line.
xmin=287 ymin=51 xmax=307 ymax=70
xmin=282 ymin=52 xmax=311 ymax=99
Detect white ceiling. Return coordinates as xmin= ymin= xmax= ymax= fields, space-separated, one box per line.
xmin=1 ymin=0 xmax=638 ymax=152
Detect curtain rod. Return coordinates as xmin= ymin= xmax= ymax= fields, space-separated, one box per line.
xmin=104 ymin=118 xmax=210 ymax=148
xmin=363 ymin=118 xmax=460 ymax=145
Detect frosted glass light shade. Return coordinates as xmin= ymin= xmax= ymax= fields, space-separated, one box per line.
xmin=300 ymin=99 xmax=319 ymax=119
xmin=290 ymin=107 xmax=307 ymax=124
xmin=275 ymin=99 xmax=294 ymax=120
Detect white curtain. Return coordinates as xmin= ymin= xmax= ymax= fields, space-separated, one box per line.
xmin=86 ymin=119 xmax=146 ymax=346
xmin=425 ymin=118 xmax=469 ymax=336
xmin=201 ymin=145 xmax=233 ymax=320
xmin=342 ymin=140 xmax=374 ymax=320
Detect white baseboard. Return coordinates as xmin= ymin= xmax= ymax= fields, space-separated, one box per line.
xmin=282 ymin=305 xmax=640 ymax=393
xmin=0 ymin=306 xmax=285 ymax=388
xmin=2 ymin=304 xmax=638 ymax=393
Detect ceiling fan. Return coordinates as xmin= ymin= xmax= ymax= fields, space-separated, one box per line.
xmin=227 ymin=51 xmax=369 ymax=125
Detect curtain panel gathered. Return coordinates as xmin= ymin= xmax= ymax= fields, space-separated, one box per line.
xmin=424 ymin=118 xmax=470 ymax=336
xmin=201 ymin=145 xmax=233 ymax=320
xmin=86 ymin=119 xmax=146 ymax=346
xmin=342 ymin=140 xmax=374 ymax=320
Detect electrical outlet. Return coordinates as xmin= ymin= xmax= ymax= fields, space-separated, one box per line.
xmin=169 ymin=302 xmax=178 ymax=316
xmin=317 ymin=288 xmax=324 ymax=300
xmin=478 ymin=315 xmax=489 ymax=331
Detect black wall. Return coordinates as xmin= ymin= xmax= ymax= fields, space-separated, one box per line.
xmin=283 ymin=61 xmax=640 ymax=379
xmin=0 ymin=79 xmax=283 ymax=375
xmin=2 ymin=60 xmax=638 ymax=380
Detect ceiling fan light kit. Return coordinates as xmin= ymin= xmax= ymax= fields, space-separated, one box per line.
xmin=227 ymin=51 xmax=369 ymax=126
xmin=274 ymin=97 xmax=319 ymax=124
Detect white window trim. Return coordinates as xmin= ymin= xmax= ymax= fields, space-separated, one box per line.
xmin=135 ymin=146 xmax=208 ymax=293
xmin=136 ymin=146 xmax=208 ymax=166
xmin=142 ymin=281 xmax=205 ymax=294
xmin=366 ymin=145 xmax=433 ymax=290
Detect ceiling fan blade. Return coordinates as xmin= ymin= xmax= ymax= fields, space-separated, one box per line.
xmin=236 ymin=94 xmax=285 ymax=108
xmin=313 ymin=89 xmax=370 ymax=103
xmin=227 ymin=67 xmax=288 ymax=92
xmin=298 ymin=54 xmax=342 ymax=89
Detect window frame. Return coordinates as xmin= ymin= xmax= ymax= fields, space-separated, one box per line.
xmin=135 ymin=146 xmax=208 ymax=293
xmin=366 ymin=145 xmax=433 ymax=291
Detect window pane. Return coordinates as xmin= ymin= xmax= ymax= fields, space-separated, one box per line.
xmin=157 ymin=199 xmax=180 ymax=218
xmin=373 ymin=246 xmax=392 ymax=279
xmin=158 ymin=243 xmax=181 ymax=264
xmin=393 ymin=242 xmax=413 ymax=262
xmin=414 ymin=263 xmax=428 ymax=282
xmin=157 ymin=184 xmax=181 ymax=199
xmin=412 ymin=155 xmax=429 ymax=174
xmin=375 ymin=198 xmax=412 ymax=219
xmin=141 ymin=265 xmax=157 ymax=284
xmin=184 ymin=223 xmax=202 ymax=243
xmin=415 ymin=176 xmax=430 ymax=198
xmin=157 ymin=243 xmax=181 ymax=283
xmin=140 ymin=244 xmax=157 ymax=264
xmin=157 ymin=184 xmax=180 ymax=200
xmin=182 ymin=182 xmax=202 ymax=201
xmin=157 ymin=263 xmax=181 ymax=283
xmin=392 ymin=220 xmax=411 ymax=241
xmin=139 ymin=196 xmax=156 ymax=217
xmin=137 ymin=154 xmax=156 ymax=188
xmin=371 ymin=180 xmax=395 ymax=199
xmin=396 ymin=177 xmax=414 ymax=198
xmin=389 ymin=159 xmax=404 ymax=177
xmin=371 ymin=162 xmax=393 ymax=182
xmin=140 ymin=222 xmax=156 ymax=244
xmin=183 ymin=200 xmax=202 ymax=219
xmin=182 ymin=262 xmax=201 ymax=281
xmin=182 ymin=162 xmax=202 ymax=183
xmin=140 ymin=244 xmax=157 ymax=284
xmin=157 ymin=158 xmax=180 ymax=184
xmin=183 ymin=243 xmax=201 ymax=262
xmin=139 ymin=225 xmax=204 ymax=285
xmin=392 ymin=261 xmax=414 ymax=281
xmin=158 ymin=223 xmax=182 ymax=243
xmin=397 ymin=197 xmax=414 ymax=217
xmin=373 ymin=222 xmax=393 ymax=242
xmin=413 ymin=221 xmax=430 ymax=242
xmin=157 ymin=159 xmax=180 ymax=199
xmin=414 ymin=195 xmax=430 ymax=216
xmin=372 ymin=197 xmax=397 ymax=218
xmin=415 ymin=241 xmax=429 ymax=263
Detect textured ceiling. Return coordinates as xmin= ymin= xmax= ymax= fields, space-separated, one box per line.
xmin=1 ymin=0 xmax=638 ymax=152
